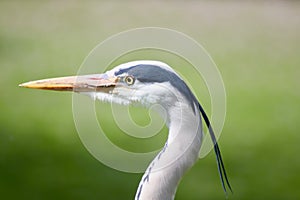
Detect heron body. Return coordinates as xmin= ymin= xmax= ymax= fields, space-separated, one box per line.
xmin=20 ymin=60 xmax=231 ymax=200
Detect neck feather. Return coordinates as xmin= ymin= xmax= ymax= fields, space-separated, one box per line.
xmin=135 ymin=101 xmax=203 ymax=200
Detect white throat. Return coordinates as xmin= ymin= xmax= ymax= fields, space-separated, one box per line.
xmin=135 ymin=99 xmax=203 ymax=200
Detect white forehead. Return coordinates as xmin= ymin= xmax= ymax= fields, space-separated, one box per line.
xmin=105 ymin=60 xmax=176 ymax=76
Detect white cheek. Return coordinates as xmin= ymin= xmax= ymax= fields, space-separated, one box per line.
xmin=79 ymin=82 xmax=178 ymax=108
xmin=133 ymin=82 xmax=175 ymax=106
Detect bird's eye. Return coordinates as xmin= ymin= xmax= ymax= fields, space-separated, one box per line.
xmin=124 ymin=76 xmax=135 ymax=85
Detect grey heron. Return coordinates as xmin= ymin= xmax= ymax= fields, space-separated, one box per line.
xmin=19 ymin=60 xmax=232 ymax=200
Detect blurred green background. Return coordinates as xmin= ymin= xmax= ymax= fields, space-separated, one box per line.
xmin=1 ymin=1 xmax=299 ymax=199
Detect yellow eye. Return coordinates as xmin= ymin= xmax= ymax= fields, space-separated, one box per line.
xmin=124 ymin=76 xmax=135 ymax=85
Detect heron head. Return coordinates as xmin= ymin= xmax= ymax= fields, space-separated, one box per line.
xmin=20 ymin=60 xmax=196 ymax=109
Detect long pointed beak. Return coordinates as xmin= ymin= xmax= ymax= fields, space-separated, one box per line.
xmin=19 ymin=74 xmax=118 ymax=93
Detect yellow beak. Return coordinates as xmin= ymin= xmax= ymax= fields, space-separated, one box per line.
xmin=19 ymin=74 xmax=118 ymax=93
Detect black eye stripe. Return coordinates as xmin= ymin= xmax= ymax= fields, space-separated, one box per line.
xmin=115 ymin=64 xmax=197 ymax=113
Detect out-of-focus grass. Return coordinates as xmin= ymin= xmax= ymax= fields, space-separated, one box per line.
xmin=0 ymin=1 xmax=299 ymax=200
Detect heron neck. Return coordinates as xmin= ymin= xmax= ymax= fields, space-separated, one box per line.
xmin=135 ymin=102 xmax=202 ymax=200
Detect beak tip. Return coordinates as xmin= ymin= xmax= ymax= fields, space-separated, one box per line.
xmin=19 ymin=82 xmax=30 ymax=88
xmin=19 ymin=83 xmax=26 ymax=87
